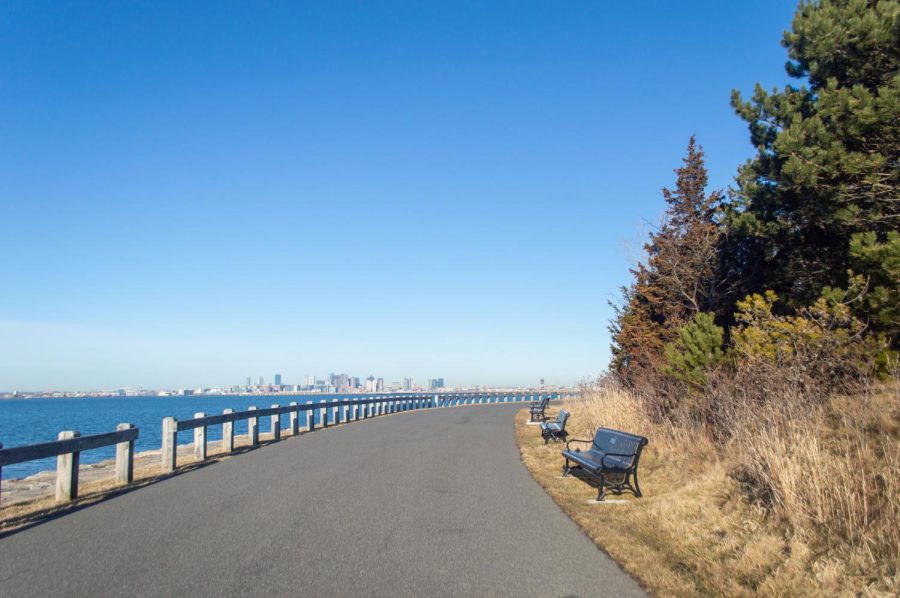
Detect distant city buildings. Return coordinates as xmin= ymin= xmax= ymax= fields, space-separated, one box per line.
xmin=2 ymin=377 xmax=574 ymax=400
xmin=274 ymin=374 xmax=282 ymax=387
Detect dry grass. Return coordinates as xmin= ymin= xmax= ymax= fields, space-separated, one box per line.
xmin=516 ymin=386 xmax=900 ymax=596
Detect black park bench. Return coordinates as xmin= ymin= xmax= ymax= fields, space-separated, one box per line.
xmin=561 ymin=427 xmax=649 ymax=501
xmin=540 ymin=410 xmax=569 ymax=444
xmin=529 ymin=396 xmax=551 ymax=422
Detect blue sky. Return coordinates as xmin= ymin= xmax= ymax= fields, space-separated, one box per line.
xmin=1 ymin=1 xmax=796 ymax=390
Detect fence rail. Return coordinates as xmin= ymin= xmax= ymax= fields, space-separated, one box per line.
xmin=1 ymin=390 xmax=579 ymax=507
xmin=0 ymin=424 xmax=138 ymax=504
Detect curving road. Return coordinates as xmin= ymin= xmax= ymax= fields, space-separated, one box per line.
xmin=0 ymin=405 xmax=644 ymax=597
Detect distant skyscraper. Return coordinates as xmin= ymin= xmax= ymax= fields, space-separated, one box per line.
xmin=246 ymin=377 xmax=251 ymax=388
xmin=258 ymin=375 xmax=264 ymax=386
xmin=274 ymin=374 xmax=282 ymax=386
xmin=403 ymin=377 xmax=413 ymax=390
xmin=376 ymin=377 xmax=384 ymax=392
xmin=304 ymin=375 xmax=315 ymax=387
xmin=428 ymin=378 xmax=445 ymax=389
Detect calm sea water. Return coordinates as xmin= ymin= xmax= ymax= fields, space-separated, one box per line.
xmin=0 ymin=393 xmax=537 ymax=480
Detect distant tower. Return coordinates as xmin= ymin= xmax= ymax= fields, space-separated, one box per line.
xmin=246 ymin=376 xmax=251 ymax=388
xmin=258 ymin=375 xmax=264 ymax=386
xmin=274 ymin=374 xmax=282 ymax=386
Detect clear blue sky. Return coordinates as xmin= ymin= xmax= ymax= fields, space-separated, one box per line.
xmin=1 ymin=1 xmax=796 ymax=391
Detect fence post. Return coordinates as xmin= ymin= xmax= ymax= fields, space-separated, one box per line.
xmin=331 ymin=400 xmax=339 ymax=425
xmin=319 ymin=402 xmax=328 ymax=428
xmin=55 ymin=430 xmax=80 ymax=503
xmin=271 ymin=405 xmax=281 ymax=440
xmin=0 ymin=441 xmax=3 ymax=506
xmin=223 ymin=409 xmax=234 ymax=452
xmin=248 ymin=406 xmax=259 ymax=446
xmin=194 ymin=413 xmax=207 ymax=461
xmin=162 ymin=417 xmax=177 ymax=472
xmin=289 ymin=402 xmax=299 ymax=436
xmin=115 ymin=423 xmax=135 ymax=485
xmin=304 ymin=401 xmax=313 ymax=432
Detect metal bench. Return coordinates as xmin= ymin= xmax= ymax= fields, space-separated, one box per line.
xmin=561 ymin=427 xmax=648 ymax=501
xmin=529 ymin=396 xmax=551 ymax=422
xmin=540 ymin=410 xmax=569 ymax=443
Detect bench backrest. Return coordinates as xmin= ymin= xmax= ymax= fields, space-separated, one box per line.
xmin=538 ymin=396 xmax=550 ymax=408
xmin=556 ymin=410 xmax=569 ymax=429
xmin=591 ymin=427 xmax=647 ymax=458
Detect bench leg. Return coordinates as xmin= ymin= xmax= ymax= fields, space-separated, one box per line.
xmin=562 ymin=459 xmax=571 ymax=477
xmin=596 ymin=476 xmax=606 ymax=502
xmin=631 ymin=471 xmax=643 ymax=498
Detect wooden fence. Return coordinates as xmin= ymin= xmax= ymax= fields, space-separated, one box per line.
xmin=0 ymin=424 xmax=137 ymax=504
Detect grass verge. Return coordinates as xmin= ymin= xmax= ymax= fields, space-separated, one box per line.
xmin=515 ymin=387 xmax=899 ymax=596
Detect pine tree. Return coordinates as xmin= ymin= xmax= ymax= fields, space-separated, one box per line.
xmin=726 ymin=0 xmax=899 ymax=345
xmin=664 ymin=312 xmax=725 ymax=388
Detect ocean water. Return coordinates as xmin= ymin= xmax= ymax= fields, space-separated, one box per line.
xmin=0 ymin=393 xmax=539 ymax=479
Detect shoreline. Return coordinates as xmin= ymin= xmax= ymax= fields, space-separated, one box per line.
xmin=0 ymin=434 xmax=261 ymax=508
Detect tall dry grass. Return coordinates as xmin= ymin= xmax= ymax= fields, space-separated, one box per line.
xmin=731 ymin=389 xmax=900 ymax=581
xmin=529 ymin=383 xmax=900 ymax=594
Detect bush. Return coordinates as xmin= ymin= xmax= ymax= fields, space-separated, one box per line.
xmin=730 ymin=290 xmax=877 ymax=398
xmin=664 ymin=312 xmax=725 ymax=388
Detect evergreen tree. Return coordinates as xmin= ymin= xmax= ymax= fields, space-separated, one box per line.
xmin=664 ymin=312 xmax=725 ymax=388
xmin=610 ymin=138 xmax=723 ymax=387
xmin=726 ymin=0 xmax=899 ymax=346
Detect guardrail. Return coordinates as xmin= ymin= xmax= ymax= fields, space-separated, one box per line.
xmin=162 ymin=391 xmax=576 ymax=471
xmin=0 ymin=390 xmax=579 ymax=507
xmin=0 ymin=424 xmax=138 ymax=505
xmin=162 ymin=394 xmax=436 ymax=471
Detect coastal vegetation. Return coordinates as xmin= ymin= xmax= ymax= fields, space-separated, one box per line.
xmin=521 ymin=0 xmax=898 ymax=594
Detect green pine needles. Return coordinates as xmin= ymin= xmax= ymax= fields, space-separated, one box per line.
xmin=664 ymin=313 xmax=725 ymax=388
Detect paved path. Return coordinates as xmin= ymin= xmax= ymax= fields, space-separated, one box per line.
xmin=0 ymin=405 xmax=645 ymax=597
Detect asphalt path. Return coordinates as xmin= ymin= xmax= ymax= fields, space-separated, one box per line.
xmin=0 ymin=405 xmax=645 ymax=597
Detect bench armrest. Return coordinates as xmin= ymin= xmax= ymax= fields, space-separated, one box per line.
xmin=565 ymin=438 xmax=592 ymax=451
xmin=601 ymin=452 xmax=636 ymax=468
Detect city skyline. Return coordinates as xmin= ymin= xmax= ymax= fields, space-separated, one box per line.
xmin=1 ymin=371 xmax=567 ymax=398
xmin=3 ymin=371 xmax=461 ymax=395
